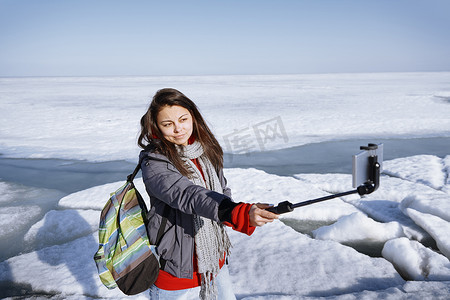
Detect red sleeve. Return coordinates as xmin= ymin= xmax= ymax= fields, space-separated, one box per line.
xmin=223 ymin=203 xmax=256 ymax=236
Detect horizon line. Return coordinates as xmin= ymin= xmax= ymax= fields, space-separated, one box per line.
xmin=1 ymin=70 xmax=450 ymax=79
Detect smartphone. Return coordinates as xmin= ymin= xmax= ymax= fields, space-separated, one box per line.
xmin=352 ymin=143 xmax=383 ymax=188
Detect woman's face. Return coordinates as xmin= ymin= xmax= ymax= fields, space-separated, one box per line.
xmin=157 ymin=105 xmax=193 ymax=146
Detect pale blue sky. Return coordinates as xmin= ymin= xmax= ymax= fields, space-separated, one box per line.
xmin=1 ymin=0 xmax=449 ymax=76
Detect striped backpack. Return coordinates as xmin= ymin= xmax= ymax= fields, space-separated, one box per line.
xmin=94 ymin=162 xmax=168 ymax=295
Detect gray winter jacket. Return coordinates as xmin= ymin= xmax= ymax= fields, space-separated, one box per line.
xmin=139 ymin=148 xmax=232 ymax=279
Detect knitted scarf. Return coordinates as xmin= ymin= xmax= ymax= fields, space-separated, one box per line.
xmin=177 ymin=141 xmax=231 ymax=300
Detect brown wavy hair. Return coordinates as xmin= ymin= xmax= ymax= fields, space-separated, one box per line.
xmin=138 ymin=88 xmax=223 ymax=177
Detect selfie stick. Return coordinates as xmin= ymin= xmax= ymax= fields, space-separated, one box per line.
xmin=266 ymin=144 xmax=381 ymax=215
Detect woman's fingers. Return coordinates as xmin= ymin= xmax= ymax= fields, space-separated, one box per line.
xmin=249 ymin=204 xmax=279 ymax=227
xmin=255 ymin=203 xmax=271 ymax=209
xmin=256 ymin=203 xmax=280 ymax=219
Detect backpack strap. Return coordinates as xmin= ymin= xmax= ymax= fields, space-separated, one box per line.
xmin=127 ymin=161 xmax=142 ymax=182
xmin=156 ymin=204 xmax=171 ymax=270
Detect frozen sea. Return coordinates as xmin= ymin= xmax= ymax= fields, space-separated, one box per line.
xmin=0 ymin=73 xmax=449 ymax=299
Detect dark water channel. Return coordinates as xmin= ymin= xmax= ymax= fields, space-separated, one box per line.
xmin=1 ymin=137 xmax=449 ymax=195
xmin=0 ymin=137 xmax=448 ymax=194
xmin=224 ymin=137 xmax=450 ymax=176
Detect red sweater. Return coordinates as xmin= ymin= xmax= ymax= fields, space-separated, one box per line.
xmin=154 ymin=158 xmax=255 ymax=290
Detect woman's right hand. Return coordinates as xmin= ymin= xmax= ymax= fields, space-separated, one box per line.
xmin=249 ymin=203 xmax=279 ymax=227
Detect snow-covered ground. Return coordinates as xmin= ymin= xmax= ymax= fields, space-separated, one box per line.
xmin=0 ymin=73 xmax=449 ymax=299
xmin=1 ymin=73 xmax=449 ymax=161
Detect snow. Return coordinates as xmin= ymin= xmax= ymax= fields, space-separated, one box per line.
xmin=0 ymin=205 xmax=42 ymax=238
xmin=382 ymin=237 xmax=450 ymax=281
xmin=58 ymin=180 xmax=150 ymax=210
xmin=383 ymin=155 xmax=446 ymax=190
xmin=403 ymin=208 xmax=450 ymax=260
xmin=23 ymin=209 xmax=100 ymax=250
xmin=400 ymin=192 xmax=450 ymax=222
xmin=0 ymin=233 xmax=142 ymax=299
xmin=312 ymin=212 xmax=406 ymax=243
xmin=445 ymin=155 xmax=450 ymax=194
xmin=228 ymin=220 xmax=403 ymax=297
xmin=1 ymin=73 xmax=450 ymax=299
xmin=225 ymin=168 xmax=360 ymax=222
xmin=1 ymin=73 xmax=450 ymax=162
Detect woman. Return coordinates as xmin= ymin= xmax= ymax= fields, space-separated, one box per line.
xmin=138 ymin=88 xmax=278 ymax=299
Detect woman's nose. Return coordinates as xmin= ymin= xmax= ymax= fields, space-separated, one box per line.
xmin=173 ymin=122 xmax=182 ymax=132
